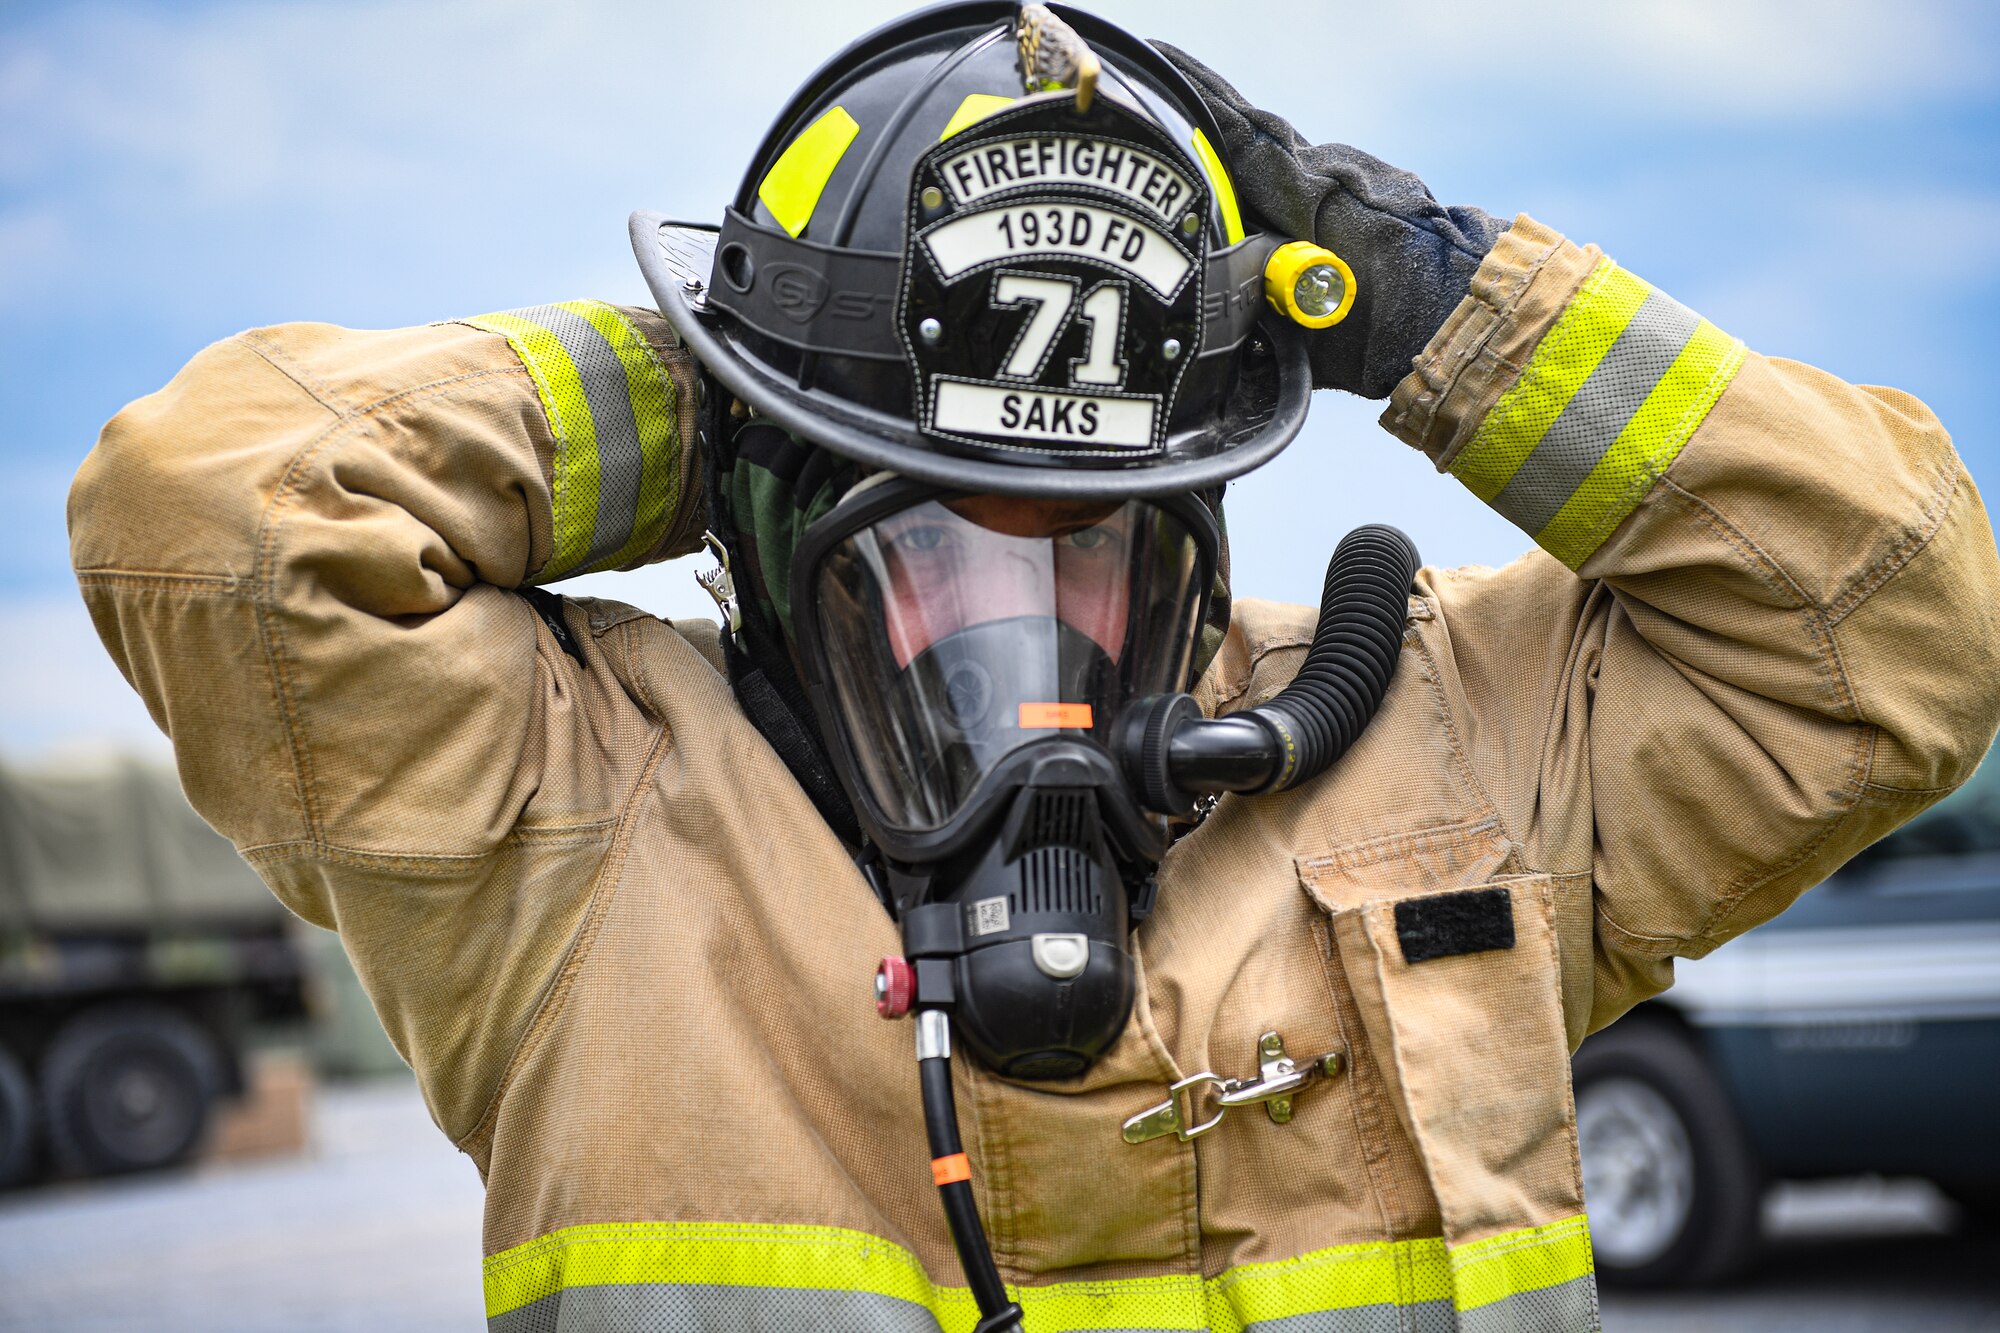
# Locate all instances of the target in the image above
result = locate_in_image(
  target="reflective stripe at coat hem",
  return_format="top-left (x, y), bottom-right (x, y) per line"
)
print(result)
top-left (482, 1216), bottom-right (1599, 1333)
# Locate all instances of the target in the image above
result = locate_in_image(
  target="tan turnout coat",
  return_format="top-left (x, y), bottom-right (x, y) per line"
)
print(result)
top-left (69, 216), bottom-right (2000, 1332)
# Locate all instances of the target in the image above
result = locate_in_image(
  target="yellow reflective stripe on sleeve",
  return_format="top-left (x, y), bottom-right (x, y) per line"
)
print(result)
top-left (1449, 259), bottom-right (1649, 504)
top-left (1534, 317), bottom-right (1743, 568)
top-left (484, 1216), bottom-right (1595, 1331)
top-left (941, 93), bottom-right (1016, 140)
top-left (462, 309), bottom-right (601, 578)
top-left (1450, 257), bottom-right (1745, 570)
top-left (562, 301), bottom-right (683, 573)
top-left (461, 300), bottom-right (683, 582)
top-left (1448, 1214), bottom-right (1595, 1313)
top-left (758, 105), bottom-right (861, 237)
top-left (1190, 129), bottom-right (1245, 245)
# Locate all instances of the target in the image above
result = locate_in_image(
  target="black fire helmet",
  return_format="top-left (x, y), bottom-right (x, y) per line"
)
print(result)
top-left (630, 1), bottom-right (1312, 502)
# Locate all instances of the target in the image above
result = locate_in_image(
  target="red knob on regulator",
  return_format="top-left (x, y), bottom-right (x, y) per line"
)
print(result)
top-left (875, 956), bottom-right (915, 1019)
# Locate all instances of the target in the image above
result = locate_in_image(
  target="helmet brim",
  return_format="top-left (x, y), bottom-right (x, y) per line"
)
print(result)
top-left (632, 211), bottom-right (1311, 501)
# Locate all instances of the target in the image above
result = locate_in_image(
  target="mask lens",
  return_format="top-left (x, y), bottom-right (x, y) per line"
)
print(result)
top-left (876, 497), bottom-right (1134, 667)
top-left (812, 495), bottom-right (1205, 832)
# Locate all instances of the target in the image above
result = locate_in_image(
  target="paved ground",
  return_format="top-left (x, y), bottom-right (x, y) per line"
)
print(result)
top-left (0, 1079), bottom-right (485, 1332)
top-left (1, 1076), bottom-right (1995, 1331)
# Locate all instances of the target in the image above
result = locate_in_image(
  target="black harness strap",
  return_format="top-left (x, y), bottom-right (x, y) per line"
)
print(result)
top-left (699, 383), bottom-right (865, 848)
top-left (519, 585), bottom-right (589, 670)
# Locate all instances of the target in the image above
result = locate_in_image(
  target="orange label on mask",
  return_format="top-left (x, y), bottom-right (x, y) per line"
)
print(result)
top-left (1019, 702), bottom-right (1093, 729)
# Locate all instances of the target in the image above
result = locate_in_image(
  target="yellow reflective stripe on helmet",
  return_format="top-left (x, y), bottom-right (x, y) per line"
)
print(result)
top-left (1190, 129), bottom-right (1245, 245)
top-left (941, 93), bottom-right (1016, 140)
top-left (1448, 1214), bottom-right (1594, 1313)
top-left (759, 105), bottom-right (861, 237)
top-left (461, 300), bottom-right (682, 582)
top-left (1449, 257), bottom-right (1745, 570)
top-left (484, 1216), bottom-right (1594, 1330)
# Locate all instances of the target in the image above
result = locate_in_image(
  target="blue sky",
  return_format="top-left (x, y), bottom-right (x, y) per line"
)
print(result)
top-left (4, 0), bottom-right (1998, 756)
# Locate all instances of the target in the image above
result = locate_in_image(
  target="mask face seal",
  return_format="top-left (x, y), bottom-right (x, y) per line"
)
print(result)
top-left (795, 476), bottom-right (1217, 1077)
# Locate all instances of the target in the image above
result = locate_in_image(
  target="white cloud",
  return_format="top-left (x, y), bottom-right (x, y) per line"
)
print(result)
top-left (9, 0), bottom-right (1989, 233)
top-left (3, 0), bottom-right (1987, 333)
top-left (1094, 0), bottom-right (1998, 147)
top-left (1388, 0), bottom-right (1995, 117)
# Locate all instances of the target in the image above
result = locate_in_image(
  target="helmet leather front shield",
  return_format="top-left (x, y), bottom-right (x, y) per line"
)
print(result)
top-left (795, 479), bottom-right (1215, 852)
top-left (897, 93), bottom-right (1205, 464)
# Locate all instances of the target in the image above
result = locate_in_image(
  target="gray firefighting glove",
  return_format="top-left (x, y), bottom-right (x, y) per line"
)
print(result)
top-left (1156, 43), bottom-right (1509, 400)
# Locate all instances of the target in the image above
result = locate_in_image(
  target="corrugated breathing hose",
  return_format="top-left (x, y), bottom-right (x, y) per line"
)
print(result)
top-left (1122, 524), bottom-right (1422, 813)
top-left (1245, 524), bottom-right (1422, 791)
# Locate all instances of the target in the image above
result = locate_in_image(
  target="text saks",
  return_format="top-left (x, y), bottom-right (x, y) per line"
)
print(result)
top-left (931, 381), bottom-right (1156, 449)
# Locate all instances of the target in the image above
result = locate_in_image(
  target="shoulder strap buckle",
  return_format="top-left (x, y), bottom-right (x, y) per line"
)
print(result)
top-left (695, 530), bottom-right (743, 638)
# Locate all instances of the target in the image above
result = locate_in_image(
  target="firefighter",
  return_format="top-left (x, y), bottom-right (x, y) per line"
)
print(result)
top-left (67, 6), bottom-right (2000, 1330)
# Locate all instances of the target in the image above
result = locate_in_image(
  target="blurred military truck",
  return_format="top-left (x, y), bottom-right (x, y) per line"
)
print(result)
top-left (0, 758), bottom-right (311, 1187)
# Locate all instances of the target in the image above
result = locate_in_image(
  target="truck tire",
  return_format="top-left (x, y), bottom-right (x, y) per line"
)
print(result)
top-left (1573, 1018), bottom-right (1762, 1287)
top-left (39, 1004), bottom-right (222, 1177)
top-left (0, 1045), bottom-right (34, 1188)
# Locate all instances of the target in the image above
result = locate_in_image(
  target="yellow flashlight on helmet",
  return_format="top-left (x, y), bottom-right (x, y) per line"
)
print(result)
top-left (1263, 240), bottom-right (1357, 329)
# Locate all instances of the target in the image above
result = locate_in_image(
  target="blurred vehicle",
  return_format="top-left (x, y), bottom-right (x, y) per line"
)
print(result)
top-left (1575, 739), bottom-right (2000, 1285)
top-left (0, 759), bottom-right (308, 1188)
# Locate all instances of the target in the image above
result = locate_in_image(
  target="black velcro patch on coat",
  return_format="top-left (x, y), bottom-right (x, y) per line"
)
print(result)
top-left (1394, 887), bottom-right (1515, 963)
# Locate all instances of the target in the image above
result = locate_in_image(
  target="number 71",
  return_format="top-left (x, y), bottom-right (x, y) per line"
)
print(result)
top-left (991, 273), bottom-right (1126, 388)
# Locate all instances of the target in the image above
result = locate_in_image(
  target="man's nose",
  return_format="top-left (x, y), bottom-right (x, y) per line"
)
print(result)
top-left (976, 549), bottom-right (1053, 621)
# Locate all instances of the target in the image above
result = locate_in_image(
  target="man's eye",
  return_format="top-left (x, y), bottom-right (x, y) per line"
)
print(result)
top-left (897, 525), bottom-right (949, 552)
top-left (1065, 527), bottom-right (1114, 551)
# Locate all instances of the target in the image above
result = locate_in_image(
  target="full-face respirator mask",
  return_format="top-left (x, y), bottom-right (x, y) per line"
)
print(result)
top-left (791, 476), bottom-right (1418, 1086)
top-left (795, 478), bottom-right (1215, 1078)
top-left (633, 6), bottom-right (1420, 1327)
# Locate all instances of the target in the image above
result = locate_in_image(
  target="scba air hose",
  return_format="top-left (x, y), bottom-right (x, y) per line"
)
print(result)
top-left (1122, 524), bottom-right (1422, 812)
top-left (1250, 524), bottom-right (1422, 791)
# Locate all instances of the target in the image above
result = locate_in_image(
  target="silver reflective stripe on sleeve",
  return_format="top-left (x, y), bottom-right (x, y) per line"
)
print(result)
top-left (509, 303), bottom-right (644, 570)
top-left (457, 299), bottom-right (683, 581)
top-left (1487, 288), bottom-right (1702, 538)
top-left (1449, 257), bottom-right (1745, 569)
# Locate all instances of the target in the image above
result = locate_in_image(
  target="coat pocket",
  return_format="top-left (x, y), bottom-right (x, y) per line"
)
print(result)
top-left (1315, 872), bottom-right (1586, 1247)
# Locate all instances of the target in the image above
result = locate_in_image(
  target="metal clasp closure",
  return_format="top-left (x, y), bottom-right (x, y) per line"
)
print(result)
top-left (695, 531), bottom-right (742, 637)
top-left (1217, 1030), bottom-right (1333, 1125)
top-left (1122, 1031), bottom-right (1343, 1145)
top-left (1120, 1072), bottom-right (1228, 1145)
